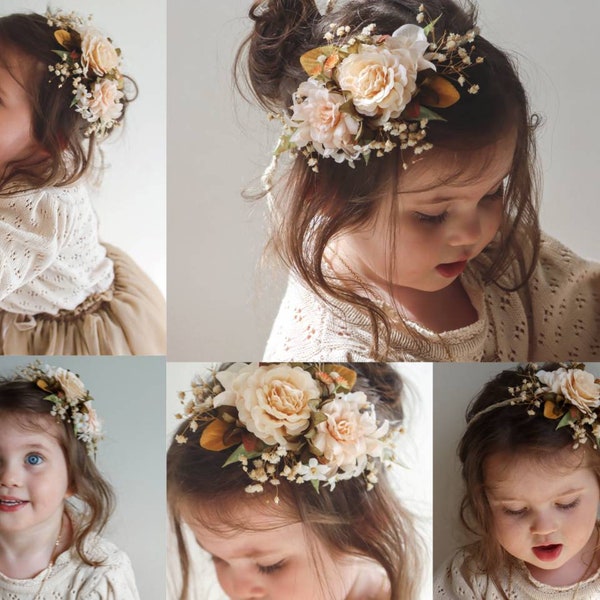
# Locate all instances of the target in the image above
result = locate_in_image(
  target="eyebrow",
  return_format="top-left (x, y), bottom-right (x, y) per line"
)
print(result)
top-left (489, 487), bottom-right (585, 502)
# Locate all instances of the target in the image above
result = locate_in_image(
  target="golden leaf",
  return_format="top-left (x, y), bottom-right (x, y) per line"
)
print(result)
top-left (543, 400), bottom-right (562, 420)
top-left (36, 379), bottom-right (49, 391)
top-left (54, 30), bottom-right (72, 50)
top-left (328, 365), bottom-right (357, 390)
top-left (199, 419), bottom-right (238, 452)
top-left (300, 46), bottom-right (336, 77)
top-left (419, 75), bottom-right (460, 108)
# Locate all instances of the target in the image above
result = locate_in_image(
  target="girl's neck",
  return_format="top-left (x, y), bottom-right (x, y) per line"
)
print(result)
top-left (343, 556), bottom-right (391, 600)
top-left (0, 509), bottom-right (71, 579)
top-left (327, 248), bottom-right (478, 332)
top-left (526, 523), bottom-right (600, 587)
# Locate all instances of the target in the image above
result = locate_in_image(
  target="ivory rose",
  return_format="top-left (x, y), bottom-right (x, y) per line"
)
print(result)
top-left (537, 368), bottom-right (600, 414)
top-left (290, 79), bottom-right (360, 161)
top-left (311, 392), bottom-right (388, 474)
top-left (86, 79), bottom-right (124, 123)
top-left (53, 368), bottom-right (86, 404)
top-left (81, 28), bottom-right (120, 76)
top-left (214, 363), bottom-right (320, 447)
top-left (337, 24), bottom-right (435, 123)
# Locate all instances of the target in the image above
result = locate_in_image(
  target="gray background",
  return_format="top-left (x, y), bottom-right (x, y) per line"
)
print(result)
top-left (432, 362), bottom-right (600, 573)
top-left (0, 356), bottom-right (166, 600)
top-left (167, 0), bottom-right (600, 360)
top-left (2, 0), bottom-right (166, 295)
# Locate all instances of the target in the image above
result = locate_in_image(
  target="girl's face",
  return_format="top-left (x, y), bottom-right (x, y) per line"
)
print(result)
top-left (0, 49), bottom-right (46, 172)
top-left (485, 451), bottom-right (600, 586)
top-left (0, 415), bottom-right (70, 537)
top-left (334, 134), bottom-right (515, 295)
top-left (184, 502), bottom-right (373, 600)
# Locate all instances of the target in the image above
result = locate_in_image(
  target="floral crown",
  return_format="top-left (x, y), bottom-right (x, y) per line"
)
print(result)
top-left (18, 362), bottom-right (102, 456)
top-left (175, 363), bottom-right (403, 499)
top-left (45, 10), bottom-right (126, 137)
top-left (467, 363), bottom-right (600, 450)
top-left (269, 4), bottom-right (482, 176)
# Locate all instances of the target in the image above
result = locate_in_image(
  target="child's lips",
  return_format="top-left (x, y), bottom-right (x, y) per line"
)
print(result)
top-left (532, 543), bottom-right (563, 561)
top-left (0, 497), bottom-right (28, 512)
top-left (436, 260), bottom-right (468, 278)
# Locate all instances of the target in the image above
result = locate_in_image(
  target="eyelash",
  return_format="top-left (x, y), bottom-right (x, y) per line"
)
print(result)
top-left (25, 453), bottom-right (44, 466)
top-left (502, 499), bottom-right (580, 517)
top-left (258, 560), bottom-right (285, 575)
top-left (414, 185), bottom-right (505, 225)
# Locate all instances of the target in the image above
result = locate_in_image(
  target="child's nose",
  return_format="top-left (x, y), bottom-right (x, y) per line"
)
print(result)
top-left (447, 212), bottom-right (482, 247)
top-left (0, 462), bottom-right (22, 487)
top-left (530, 512), bottom-right (558, 536)
top-left (227, 571), bottom-right (267, 600)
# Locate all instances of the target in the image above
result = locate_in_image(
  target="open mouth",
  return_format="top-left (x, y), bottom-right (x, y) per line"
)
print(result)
top-left (532, 544), bottom-right (563, 561)
top-left (0, 498), bottom-right (28, 512)
top-left (436, 260), bottom-right (468, 278)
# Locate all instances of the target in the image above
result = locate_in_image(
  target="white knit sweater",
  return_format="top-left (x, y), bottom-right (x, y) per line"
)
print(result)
top-left (0, 536), bottom-right (140, 600)
top-left (434, 547), bottom-right (600, 599)
top-left (0, 184), bottom-right (114, 315)
top-left (264, 235), bottom-right (600, 361)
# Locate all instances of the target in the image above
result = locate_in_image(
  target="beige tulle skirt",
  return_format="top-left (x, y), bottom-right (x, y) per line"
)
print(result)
top-left (0, 244), bottom-right (165, 355)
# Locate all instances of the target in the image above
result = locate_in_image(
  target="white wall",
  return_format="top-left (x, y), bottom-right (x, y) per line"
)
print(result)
top-left (2, 0), bottom-right (166, 295)
top-left (167, 0), bottom-right (600, 360)
top-left (0, 355), bottom-right (166, 600)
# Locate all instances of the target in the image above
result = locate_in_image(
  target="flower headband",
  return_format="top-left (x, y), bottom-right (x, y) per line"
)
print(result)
top-left (175, 363), bottom-right (403, 498)
top-left (467, 363), bottom-right (600, 450)
top-left (18, 362), bottom-right (102, 456)
top-left (269, 4), bottom-right (482, 175)
top-left (45, 10), bottom-right (125, 137)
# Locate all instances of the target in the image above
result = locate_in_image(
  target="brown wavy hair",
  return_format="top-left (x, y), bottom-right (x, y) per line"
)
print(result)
top-left (167, 363), bottom-right (424, 599)
top-left (0, 380), bottom-right (115, 566)
top-left (236, 0), bottom-right (541, 358)
top-left (457, 363), bottom-right (600, 598)
top-left (0, 12), bottom-right (136, 193)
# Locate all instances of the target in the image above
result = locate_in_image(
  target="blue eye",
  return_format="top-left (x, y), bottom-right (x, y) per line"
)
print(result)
top-left (258, 560), bottom-right (285, 575)
top-left (26, 454), bottom-right (43, 466)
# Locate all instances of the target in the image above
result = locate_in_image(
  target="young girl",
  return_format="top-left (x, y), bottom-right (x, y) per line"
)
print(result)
top-left (237, 0), bottom-right (600, 361)
top-left (167, 362), bottom-right (426, 600)
top-left (434, 362), bottom-right (600, 599)
top-left (0, 362), bottom-right (140, 598)
top-left (0, 9), bottom-right (165, 355)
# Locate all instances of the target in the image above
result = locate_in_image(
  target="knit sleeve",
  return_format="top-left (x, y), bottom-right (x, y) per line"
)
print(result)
top-left (0, 188), bottom-right (73, 300)
top-left (434, 550), bottom-right (498, 600)
top-left (79, 549), bottom-right (140, 600)
top-left (525, 236), bottom-right (600, 360)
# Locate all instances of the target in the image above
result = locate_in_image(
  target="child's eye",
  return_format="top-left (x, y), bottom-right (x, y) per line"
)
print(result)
top-left (414, 211), bottom-right (448, 225)
top-left (25, 454), bottom-right (44, 466)
top-left (257, 559), bottom-right (286, 575)
top-left (557, 499), bottom-right (580, 511)
top-left (502, 506), bottom-right (527, 516)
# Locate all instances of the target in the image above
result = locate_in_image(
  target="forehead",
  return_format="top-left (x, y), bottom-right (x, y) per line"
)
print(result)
top-left (182, 501), bottom-right (307, 559)
top-left (484, 451), bottom-right (599, 500)
top-left (399, 132), bottom-right (516, 195)
top-left (0, 45), bottom-right (37, 91)
top-left (0, 412), bottom-right (64, 449)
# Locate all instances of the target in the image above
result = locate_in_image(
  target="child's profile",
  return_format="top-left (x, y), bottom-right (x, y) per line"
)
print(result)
top-left (167, 362), bottom-right (431, 599)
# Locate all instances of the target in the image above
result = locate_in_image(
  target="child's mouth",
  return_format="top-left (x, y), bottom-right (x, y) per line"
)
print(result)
top-left (436, 260), bottom-right (468, 278)
top-left (532, 543), bottom-right (563, 561)
top-left (0, 498), bottom-right (28, 512)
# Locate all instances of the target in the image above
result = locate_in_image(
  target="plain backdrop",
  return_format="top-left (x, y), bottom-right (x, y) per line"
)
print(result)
top-left (167, 0), bottom-right (600, 360)
top-left (0, 356), bottom-right (166, 600)
top-left (1, 0), bottom-right (166, 295)
top-left (432, 362), bottom-right (600, 573)
top-left (166, 362), bottom-right (433, 600)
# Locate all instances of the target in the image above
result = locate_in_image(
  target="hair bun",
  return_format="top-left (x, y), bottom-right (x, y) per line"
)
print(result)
top-left (349, 363), bottom-right (404, 422)
top-left (242, 0), bottom-right (320, 111)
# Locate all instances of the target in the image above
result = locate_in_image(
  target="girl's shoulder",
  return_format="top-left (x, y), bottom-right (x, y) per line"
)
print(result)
top-left (2, 183), bottom-right (90, 207)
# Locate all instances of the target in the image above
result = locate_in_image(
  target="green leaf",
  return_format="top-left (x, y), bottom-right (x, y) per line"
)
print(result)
top-left (312, 412), bottom-right (328, 426)
top-left (52, 49), bottom-right (69, 61)
top-left (311, 479), bottom-right (321, 494)
top-left (222, 444), bottom-right (262, 467)
top-left (423, 14), bottom-right (441, 37)
top-left (418, 106), bottom-right (446, 122)
top-left (556, 411), bottom-right (573, 430)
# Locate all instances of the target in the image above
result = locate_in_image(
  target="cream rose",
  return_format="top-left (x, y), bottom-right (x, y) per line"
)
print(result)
top-left (337, 24), bottom-right (434, 123)
top-left (53, 368), bottom-right (86, 405)
top-left (537, 368), bottom-right (600, 414)
top-left (290, 79), bottom-right (360, 161)
top-left (81, 28), bottom-right (120, 77)
top-left (311, 392), bottom-right (388, 474)
top-left (213, 363), bottom-right (320, 447)
top-left (86, 79), bottom-right (124, 123)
